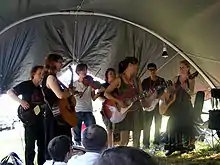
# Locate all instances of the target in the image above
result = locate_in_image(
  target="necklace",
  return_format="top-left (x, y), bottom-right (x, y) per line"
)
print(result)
top-left (123, 74), bottom-right (135, 88)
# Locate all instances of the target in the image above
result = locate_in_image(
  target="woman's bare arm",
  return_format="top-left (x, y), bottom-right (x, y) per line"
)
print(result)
top-left (7, 89), bottom-right (23, 104)
top-left (104, 77), bottom-right (121, 103)
top-left (46, 75), bottom-right (71, 99)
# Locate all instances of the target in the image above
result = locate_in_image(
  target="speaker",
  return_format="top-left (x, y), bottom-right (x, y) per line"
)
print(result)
top-left (211, 89), bottom-right (220, 99)
top-left (208, 110), bottom-right (220, 130)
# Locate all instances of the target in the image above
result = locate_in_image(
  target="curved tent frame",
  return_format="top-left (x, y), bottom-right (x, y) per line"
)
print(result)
top-left (0, 11), bottom-right (214, 88)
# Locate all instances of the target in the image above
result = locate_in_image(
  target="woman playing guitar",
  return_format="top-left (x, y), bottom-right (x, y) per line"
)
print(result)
top-left (41, 54), bottom-right (75, 160)
top-left (164, 60), bottom-right (196, 156)
top-left (104, 57), bottom-right (143, 147)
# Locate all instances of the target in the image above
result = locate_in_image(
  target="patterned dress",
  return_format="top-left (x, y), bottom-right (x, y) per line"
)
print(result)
top-left (114, 77), bottom-right (143, 132)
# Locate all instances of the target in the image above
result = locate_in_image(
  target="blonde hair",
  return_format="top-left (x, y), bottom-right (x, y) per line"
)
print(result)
top-left (180, 60), bottom-right (191, 75)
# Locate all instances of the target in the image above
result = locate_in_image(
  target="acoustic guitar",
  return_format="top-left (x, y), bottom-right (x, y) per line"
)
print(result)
top-left (140, 81), bottom-right (170, 112)
top-left (159, 71), bottom-right (199, 116)
top-left (102, 85), bottom-right (166, 123)
top-left (55, 66), bottom-right (77, 127)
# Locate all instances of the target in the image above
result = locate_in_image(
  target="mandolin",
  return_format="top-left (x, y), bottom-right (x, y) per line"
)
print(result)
top-left (159, 71), bottom-right (199, 116)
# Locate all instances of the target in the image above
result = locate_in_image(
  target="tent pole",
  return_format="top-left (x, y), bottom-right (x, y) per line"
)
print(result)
top-left (0, 11), bottom-right (215, 88)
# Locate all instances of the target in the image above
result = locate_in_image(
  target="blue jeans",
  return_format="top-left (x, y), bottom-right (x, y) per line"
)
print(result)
top-left (73, 112), bottom-right (96, 143)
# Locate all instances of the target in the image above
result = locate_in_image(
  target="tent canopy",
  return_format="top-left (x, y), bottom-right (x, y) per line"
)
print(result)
top-left (0, 0), bottom-right (219, 93)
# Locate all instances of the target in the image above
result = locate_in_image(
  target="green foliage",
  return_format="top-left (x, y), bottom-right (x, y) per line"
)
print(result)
top-left (153, 142), bottom-right (220, 165)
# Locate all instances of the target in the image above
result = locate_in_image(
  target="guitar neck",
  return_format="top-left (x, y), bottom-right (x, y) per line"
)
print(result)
top-left (69, 66), bottom-right (74, 88)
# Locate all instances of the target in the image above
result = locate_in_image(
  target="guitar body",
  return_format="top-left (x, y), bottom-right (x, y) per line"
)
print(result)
top-left (159, 71), bottom-right (199, 116)
top-left (141, 91), bottom-right (159, 112)
top-left (58, 89), bottom-right (77, 127)
top-left (159, 92), bottom-right (176, 116)
top-left (102, 99), bottom-right (134, 124)
top-left (17, 103), bottom-right (42, 125)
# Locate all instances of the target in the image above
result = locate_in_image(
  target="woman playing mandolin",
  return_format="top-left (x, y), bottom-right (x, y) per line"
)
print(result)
top-left (164, 60), bottom-right (196, 156)
top-left (41, 54), bottom-right (74, 159)
top-left (104, 57), bottom-right (143, 147)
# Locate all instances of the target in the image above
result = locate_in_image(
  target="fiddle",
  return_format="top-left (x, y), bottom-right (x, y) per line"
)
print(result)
top-left (82, 75), bottom-right (102, 90)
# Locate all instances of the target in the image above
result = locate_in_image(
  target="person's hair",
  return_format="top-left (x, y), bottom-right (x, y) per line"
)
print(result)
top-left (94, 146), bottom-right (157, 165)
top-left (118, 57), bottom-right (138, 74)
top-left (82, 124), bottom-right (107, 152)
top-left (105, 68), bottom-right (116, 82)
top-left (48, 135), bottom-right (72, 162)
top-left (180, 60), bottom-right (191, 75)
top-left (44, 53), bottom-right (63, 75)
top-left (30, 65), bottom-right (43, 79)
top-left (75, 63), bottom-right (88, 75)
top-left (147, 63), bottom-right (157, 70)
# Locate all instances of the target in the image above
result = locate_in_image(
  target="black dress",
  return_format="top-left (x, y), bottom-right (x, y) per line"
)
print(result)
top-left (41, 74), bottom-right (72, 159)
top-left (166, 76), bottom-right (195, 149)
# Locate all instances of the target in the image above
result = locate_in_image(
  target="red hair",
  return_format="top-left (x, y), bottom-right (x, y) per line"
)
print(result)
top-left (44, 53), bottom-right (63, 75)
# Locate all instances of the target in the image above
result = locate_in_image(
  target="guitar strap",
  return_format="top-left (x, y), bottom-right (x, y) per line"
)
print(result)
top-left (39, 84), bottom-right (54, 113)
top-left (133, 77), bottom-right (140, 94)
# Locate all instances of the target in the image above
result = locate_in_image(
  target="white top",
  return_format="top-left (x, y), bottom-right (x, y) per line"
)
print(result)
top-left (73, 80), bottom-right (93, 112)
top-left (43, 160), bottom-right (67, 165)
top-left (67, 152), bottom-right (100, 165)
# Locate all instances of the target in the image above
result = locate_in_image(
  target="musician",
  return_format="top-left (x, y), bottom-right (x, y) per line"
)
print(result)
top-left (165, 60), bottom-right (196, 156)
top-left (41, 54), bottom-right (73, 159)
top-left (98, 68), bottom-right (117, 147)
top-left (141, 63), bottom-right (166, 149)
top-left (72, 63), bottom-right (99, 146)
top-left (104, 57), bottom-right (143, 147)
top-left (7, 65), bottom-right (45, 165)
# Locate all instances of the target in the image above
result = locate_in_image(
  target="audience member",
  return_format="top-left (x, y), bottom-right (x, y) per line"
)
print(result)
top-left (68, 124), bottom-right (107, 165)
top-left (44, 135), bottom-right (73, 165)
top-left (94, 146), bottom-right (158, 165)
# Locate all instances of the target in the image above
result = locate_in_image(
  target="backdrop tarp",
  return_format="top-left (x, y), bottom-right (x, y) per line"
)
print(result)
top-left (0, 0), bottom-right (218, 94)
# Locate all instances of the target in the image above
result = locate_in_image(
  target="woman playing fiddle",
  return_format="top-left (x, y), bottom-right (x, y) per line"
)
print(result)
top-left (104, 57), bottom-right (143, 147)
top-left (165, 60), bottom-right (196, 156)
top-left (41, 54), bottom-right (74, 159)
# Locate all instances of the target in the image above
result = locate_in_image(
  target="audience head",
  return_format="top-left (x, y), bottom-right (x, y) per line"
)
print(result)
top-left (118, 57), bottom-right (138, 75)
top-left (48, 135), bottom-right (72, 162)
top-left (82, 124), bottom-right (107, 152)
top-left (94, 146), bottom-right (157, 165)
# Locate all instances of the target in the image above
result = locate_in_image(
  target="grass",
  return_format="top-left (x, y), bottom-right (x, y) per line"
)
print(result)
top-left (152, 142), bottom-right (220, 165)
top-left (0, 111), bottom-right (219, 165)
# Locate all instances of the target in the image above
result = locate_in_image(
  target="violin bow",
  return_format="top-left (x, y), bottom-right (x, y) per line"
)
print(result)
top-left (79, 68), bottom-right (101, 98)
